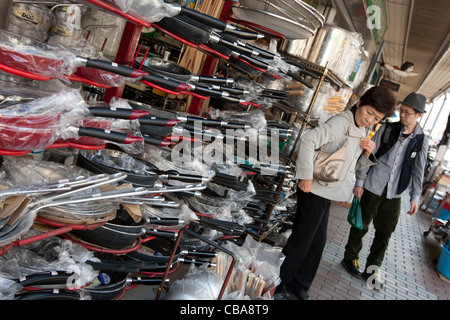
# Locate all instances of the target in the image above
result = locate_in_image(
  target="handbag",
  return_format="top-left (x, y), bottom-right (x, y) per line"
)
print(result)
top-left (347, 197), bottom-right (364, 230)
top-left (312, 126), bottom-right (350, 182)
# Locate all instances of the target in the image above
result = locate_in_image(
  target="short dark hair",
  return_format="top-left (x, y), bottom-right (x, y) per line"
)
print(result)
top-left (358, 86), bottom-right (397, 118)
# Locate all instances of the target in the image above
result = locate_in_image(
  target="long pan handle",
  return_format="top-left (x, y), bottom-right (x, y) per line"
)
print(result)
top-left (80, 57), bottom-right (148, 78)
top-left (77, 127), bottom-right (143, 144)
top-left (89, 107), bottom-right (149, 120)
top-left (176, 6), bottom-right (262, 40)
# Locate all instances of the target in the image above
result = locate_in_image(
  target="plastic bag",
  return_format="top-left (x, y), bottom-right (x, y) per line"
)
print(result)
top-left (347, 197), bottom-right (364, 230)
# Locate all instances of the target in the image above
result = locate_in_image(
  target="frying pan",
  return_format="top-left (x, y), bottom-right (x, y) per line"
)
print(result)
top-left (0, 120), bottom-right (142, 151)
top-left (77, 149), bottom-right (209, 188)
top-left (154, 15), bottom-right (315, 88)
top-left (0, 30), bottom-right (149, 81)
top-left (70, 205), bottom-right (182, 250)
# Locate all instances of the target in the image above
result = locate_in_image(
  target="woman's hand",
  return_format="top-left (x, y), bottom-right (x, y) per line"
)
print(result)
top-left (360, 138), bottom-right (375, 158)
top-left (298, 180), bottom-right (312, 193)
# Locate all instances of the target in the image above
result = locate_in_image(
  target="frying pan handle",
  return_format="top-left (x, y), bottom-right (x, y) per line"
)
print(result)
top-left (17, 271), bottom-right (73, 287)
top-left (143, 135), bottom-right (176, 147)
top-left (196, 76), bottom-right (233, 85)
top-left (148, 217), bottom-right (182, 226)
top-left (128, 277), bottom-right (167, 285)
top-left (177, 6), bottom-right (261, 40)
top-left (89, 107), bottom-right (149, 120)
top-left (77, 127), bottom-right (143, 144)
top-left (283, 59), bottom-right (320, 79)
top-left (142, 74), bottom-right (189, 92)
top-left (286, 71), bottom-right (314, 89)
top-left (15, 289), bottom-right (81, 300)
top-left (220, 33), bottom-right (277, 60)
top-left (138, 117), bottom-right (181, 126)
top-left (83, 58), bottom-right (148, 78)
top-left (143, 228), bottom-right (178, 239)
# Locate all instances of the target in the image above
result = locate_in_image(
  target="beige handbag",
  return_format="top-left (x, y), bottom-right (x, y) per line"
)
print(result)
top-left (313, 127), bottom-right (350, 182)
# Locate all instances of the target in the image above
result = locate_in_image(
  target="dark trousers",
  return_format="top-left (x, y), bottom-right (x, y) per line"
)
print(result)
top-left (277, 189), bottom-right (331, 294)
top-left (344, 188), bottom-right (401, 268)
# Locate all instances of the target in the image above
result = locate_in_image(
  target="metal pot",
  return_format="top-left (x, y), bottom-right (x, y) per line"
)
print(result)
top-left (307, 24), bottom-right (348, 69)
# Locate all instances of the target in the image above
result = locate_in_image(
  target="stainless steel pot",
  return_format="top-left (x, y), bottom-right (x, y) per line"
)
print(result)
top-left (307, 24), bottom-right (348, 69)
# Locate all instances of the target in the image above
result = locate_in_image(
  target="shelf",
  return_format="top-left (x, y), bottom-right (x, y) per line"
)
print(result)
top-left (281, 52), bottom-right (350, 89)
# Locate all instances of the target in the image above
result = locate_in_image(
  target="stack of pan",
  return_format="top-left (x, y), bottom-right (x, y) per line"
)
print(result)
top-left (232, 0), bottom-right (325, 39)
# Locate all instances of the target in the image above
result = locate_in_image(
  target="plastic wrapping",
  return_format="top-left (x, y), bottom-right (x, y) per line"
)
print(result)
top-left (0, 234), bottom-right (99, 291)
top-left (5, 2), bottom-right (52, 42)
top-left (209, 108), bottom-right (268, 131)
top-left (212, 235), bottom-right (284, 299)
top-left (163, 263), bottom-right (226, 300)
top-left (105, 0), bottom-right (179, 22)
top-left (142, 144), bottom-right (215, 179)
top-left (1, 157), bottom-right (92, 186)
top-left (0, 89), bottom-right (90, 150)
top-left (47, 4), bottom-right (87, 47)
top-left (0, 30), bottom-right (78, 78)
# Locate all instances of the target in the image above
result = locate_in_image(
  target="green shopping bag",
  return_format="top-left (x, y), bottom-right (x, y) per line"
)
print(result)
top-left (347, 197), bottom-right (364, 230)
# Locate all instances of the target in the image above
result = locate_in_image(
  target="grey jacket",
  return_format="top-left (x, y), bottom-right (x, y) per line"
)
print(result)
top-left (294, 109), bottom-right (376, 202)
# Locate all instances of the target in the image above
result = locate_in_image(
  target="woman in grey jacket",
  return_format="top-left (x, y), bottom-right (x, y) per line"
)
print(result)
top-left (275, 86), bottom-right (397, 300)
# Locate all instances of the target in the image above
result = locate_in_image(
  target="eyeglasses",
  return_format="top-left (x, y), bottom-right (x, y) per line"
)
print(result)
top-left (399, 108), bottom-right (416, 116)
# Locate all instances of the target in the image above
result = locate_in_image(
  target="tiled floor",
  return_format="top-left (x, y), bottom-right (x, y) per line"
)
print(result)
top-left (123, 193), bottom-right (450, 301)
top-left (309, 195), bottom-right (450, 300)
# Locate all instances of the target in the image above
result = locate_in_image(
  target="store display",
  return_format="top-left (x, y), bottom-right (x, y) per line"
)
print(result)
top-left (0, 0), bottom-right (362, 301)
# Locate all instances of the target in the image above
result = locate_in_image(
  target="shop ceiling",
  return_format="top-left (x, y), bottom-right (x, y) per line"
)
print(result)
top-left (332, 0), bottom-right (450, 102)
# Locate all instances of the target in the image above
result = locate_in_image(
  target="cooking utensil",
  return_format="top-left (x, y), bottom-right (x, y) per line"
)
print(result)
top-left (231, 6), bottom-right (315, 40)
top-left (77, 149), bottom-right (209, 187)
top-left (135, 56), bottom-right (233, 85)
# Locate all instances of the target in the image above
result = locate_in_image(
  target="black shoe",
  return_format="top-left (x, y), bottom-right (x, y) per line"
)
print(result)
top-left (341, 259), bottom-right (363, 278)
top-left (362, 269), bottom-right (384, 290)
top-left (292, 289), bottom-right (311, 300)
top-left (273, 290), bottom-right (299, 300)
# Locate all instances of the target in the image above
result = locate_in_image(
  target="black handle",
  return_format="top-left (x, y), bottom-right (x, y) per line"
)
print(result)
top-left (17, 271), bottom-right (73, 287)
top-left (243, 43), bottom-right (277, 60)
top-left (129, 277), bottom-right (166, 285)
top-left (166, 173), bottom-right (204, 182)
top-left (84, 58), bottom-right (147, 78)
top-left (15, 289), bottom-right (80, 300)
top-left (77, 127), bottom-right (143, 144)
top-left (142, 135), bottom-right (170, 147)
top-left (138, 116), bottom-right (180, 126)
top-left (178, 6), bottom-right (261, 40)
top-left (148, 217), bottom-right (181, 226)
top-left (141, 74), bottom-right (187, 91)
top-left (283, 59), bottom-right (320, 79)
top-left (89, 107), bottom-right (148, 120)
top-left (178, 6), bottom-right (228, 31)
top-left (154, 16), bottom-right (209, 45)
top-left (182, 250), bottom-right (217, 257)
top-left (214, 85), bottom-right (246, 95)
top-left (143, 228), bottom-right (178, 239)
top-left (223, 28), bottom-right (263, 40)
top-left (197, 76), bottom-right (233, 84)
top-left (237, 54), bottom-right (270, 70)
top-left (286, 71), bottom-right (314, 89)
